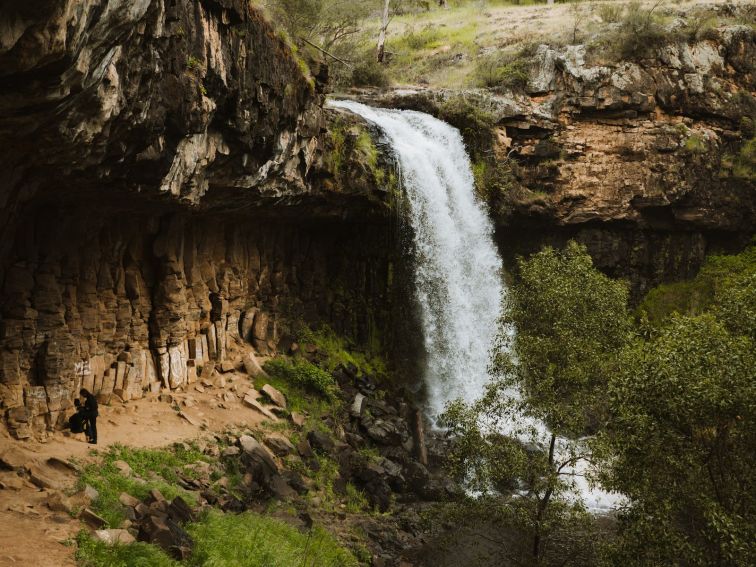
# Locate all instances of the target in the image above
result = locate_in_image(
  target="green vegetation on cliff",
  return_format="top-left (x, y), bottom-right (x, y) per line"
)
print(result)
top-left (638, 242), bottom-right (756, 325)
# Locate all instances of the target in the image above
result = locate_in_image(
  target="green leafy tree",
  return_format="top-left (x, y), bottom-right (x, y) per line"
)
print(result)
top-left (596, 314), bottom-right (756, 566)
top-left (441, 241), bottom-right (631, 565)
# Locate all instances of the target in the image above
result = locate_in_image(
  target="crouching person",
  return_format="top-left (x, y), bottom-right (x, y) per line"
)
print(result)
top-left (79, 389), bottom-right (99, 445)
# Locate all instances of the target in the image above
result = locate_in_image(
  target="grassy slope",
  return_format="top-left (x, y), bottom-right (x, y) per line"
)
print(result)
top-left (341, 0), bottom-right (751, 89)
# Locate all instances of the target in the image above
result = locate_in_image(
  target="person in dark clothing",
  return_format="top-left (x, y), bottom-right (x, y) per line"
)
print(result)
top-left (79, 389), bottom-right (98, 444)
top-left (67, 399), bottom-right (87, 435)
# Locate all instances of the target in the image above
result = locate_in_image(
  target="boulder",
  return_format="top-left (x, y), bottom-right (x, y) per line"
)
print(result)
top-left (221, 446), bottom-right (240, 457)
top-left (261, 384), bottom-right (286, 409)
top-left (243, 394), bottom-right (277, 420)
top-left (290, 412), bottom-right (306, 427)
top-left (239, 435), bottom-right (280, 477)
top-left (307, 430), bottom-right (335, 454)
top-left (242, 353), bottom-right (267, 378)
top-left (264, 432), bottom-right (295, 456)
top-left (94, 529), bottom-right (136, 545)
top-left (119, 492), bottom-right (141, 508)
top-left (113, 460), bottom-right (133, 477)
top-left (81, 507), bottom-right (107, 528)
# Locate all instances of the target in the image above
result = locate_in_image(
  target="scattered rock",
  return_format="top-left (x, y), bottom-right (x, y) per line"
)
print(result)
top-left (297, 438), bottom-right (314, 459)
top-left (290, 412), bottom-right (306, 427)
top-left (46, 456), bottom-right (80, 474)
top-left (119, 492), bottom-right (141, 508)
top-left (178, 411), bottom-right (200, 426)
top-left (362, 417), bottom-right (405, 446)
top-left (261, 384), bottom-right (286, 409)
top-left (221, 446), bottom-right (240, 457)
top-left (167, 496), bottom-right (194, 524)
top-left (0, 447), bottom-right (28, 470)
top-left (239, 435), bottom-right (280, 477)
top-left (83, 484), bottom-right (99, 502)
top-left (350, 393), bottom-right (366, 417)
top-left (243, 394), bottom-right (277, 420)
top-left (219, 360), bottom-right (236, 373)
top-left (47, 491), bottom-right (74, 514)
top-left (264, 433), bottom-right (295, 456)
top-left (307, 430), bottom-right (334, 454)
top-left (94, 529), bottom-right (136, 545)
top-left (81, 507), bottom-right (107, 528)
top-left (242, 353), bottom-right (268, 378)
top-left (113, 460), bottom-right (133, 477)
top-left (27, 464), bottom-right (62, 490)
top-left (269, 474), bottom-right (296, 500)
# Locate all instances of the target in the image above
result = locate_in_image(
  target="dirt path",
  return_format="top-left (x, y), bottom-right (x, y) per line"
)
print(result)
top-left (0, 368), bottom-right (268, 567)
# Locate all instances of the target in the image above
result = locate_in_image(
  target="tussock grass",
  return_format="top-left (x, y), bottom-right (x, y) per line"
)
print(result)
top-left (75, 531), bottom-right (178, 567)
top-left (187, 510), bottom-right (359, 567)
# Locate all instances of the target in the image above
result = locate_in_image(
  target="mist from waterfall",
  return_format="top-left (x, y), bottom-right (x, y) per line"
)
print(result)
top-left (328, 99), bottom-right (620, 511)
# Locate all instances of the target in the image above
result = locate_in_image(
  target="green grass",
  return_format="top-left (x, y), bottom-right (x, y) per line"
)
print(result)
top-left (75, 510), bottom-right (360, 567)
top-left (75, 531), bottom-right (179, 567)
top-left (187, 510), bottom-right (359, 567)
top-left (296, 324), bottom-right (387, 379)
top-left (78, 444), bottom-right (207, 527)
top-left (263, 358), bottom-right (339, 400)
top-left (345, 483), bottom-right (370, 513)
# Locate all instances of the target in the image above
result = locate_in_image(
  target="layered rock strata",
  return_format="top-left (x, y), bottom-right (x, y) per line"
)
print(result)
top-left (0, 0), bottom-right (394, 437)
top-left (355, 26), bottom-right (756, 295)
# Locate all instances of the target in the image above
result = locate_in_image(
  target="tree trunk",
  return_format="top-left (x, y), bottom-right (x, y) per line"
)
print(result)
top-left (376, 0), bottom-right (390, 63)
top-left (439, 0), bottom-right (448, 7)
top-left (533, 433), bottom-right (557, 563)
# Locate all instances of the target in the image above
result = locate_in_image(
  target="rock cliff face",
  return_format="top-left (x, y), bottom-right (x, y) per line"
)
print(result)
top-left (355, 26), bottom-right (755, 296)
top-left (0, 0), bottom-right (394, 438)
top-left (1, 2), bottom-right (753, 436)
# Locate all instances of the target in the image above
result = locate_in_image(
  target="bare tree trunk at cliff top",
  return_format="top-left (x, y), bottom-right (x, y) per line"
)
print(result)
top-left (377, 0), bottom-right (390, 63)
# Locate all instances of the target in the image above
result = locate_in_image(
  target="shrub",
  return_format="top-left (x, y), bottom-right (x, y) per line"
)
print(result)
top-left (637, 243), bottom-right (756, 325)
top-left (350, 57), bottom-right (390, 88)
top-left (597, 2), bottom-right (624, 23)
top-left (437, 95), bottom-right (496, 156)
top-left (263, 357), bottom-right (338, 399)
top-left (473, 52), bottom-right (530, 90)
top-left (732, 137), bottom-right (756, 180)
top-left (611, 1), bottom-right (670, 60)
top-left (401, 25), bottom-right (442, 50)
top-left (188, 510), bottom-right (359, 567)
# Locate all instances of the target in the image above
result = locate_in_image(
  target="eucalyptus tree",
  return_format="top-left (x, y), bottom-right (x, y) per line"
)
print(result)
top-left (442, 241), bottom-right (631, 565)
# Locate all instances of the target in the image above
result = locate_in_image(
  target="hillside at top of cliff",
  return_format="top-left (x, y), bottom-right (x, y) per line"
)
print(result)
top-left (263, 0), bottom-right (755, 90)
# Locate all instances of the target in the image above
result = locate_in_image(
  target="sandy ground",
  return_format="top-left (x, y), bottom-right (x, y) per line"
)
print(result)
top-left (0, 369), bottom-right (268, 567)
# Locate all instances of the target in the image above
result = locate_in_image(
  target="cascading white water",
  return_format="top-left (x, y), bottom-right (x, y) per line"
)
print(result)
top-left (329, 100), bottom-right (503, 417)
top-left (328, 100), bottom-right (620, 512)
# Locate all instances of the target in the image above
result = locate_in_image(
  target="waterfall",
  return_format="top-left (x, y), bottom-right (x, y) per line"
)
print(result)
top-left (328, 100), bottom-right (620, 512)
top-left (329, 100), bottom-right (504, 418)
